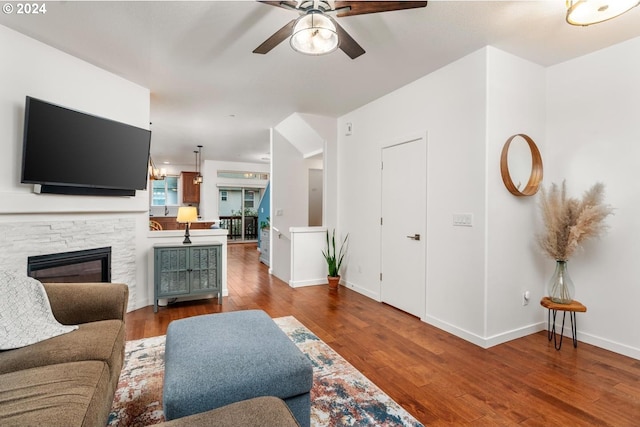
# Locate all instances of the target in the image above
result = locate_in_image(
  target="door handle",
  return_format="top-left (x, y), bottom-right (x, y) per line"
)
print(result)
top-left (406, 234), bottom-right (421, 241)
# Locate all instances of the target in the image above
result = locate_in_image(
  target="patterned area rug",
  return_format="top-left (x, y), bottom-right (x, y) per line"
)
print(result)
top-left (108, 316), bottom-right (423, 427)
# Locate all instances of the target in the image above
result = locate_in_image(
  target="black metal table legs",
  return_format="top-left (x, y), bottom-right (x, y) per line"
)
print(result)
top-left (547, 308), bottom-right (578, 350)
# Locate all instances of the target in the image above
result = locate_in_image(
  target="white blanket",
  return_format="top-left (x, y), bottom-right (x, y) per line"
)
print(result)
top-left (0, 270), bottom-right (78, 350)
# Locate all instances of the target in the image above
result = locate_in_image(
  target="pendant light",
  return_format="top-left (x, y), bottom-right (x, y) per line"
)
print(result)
top-left (193, 145), bottom-right (203, 185)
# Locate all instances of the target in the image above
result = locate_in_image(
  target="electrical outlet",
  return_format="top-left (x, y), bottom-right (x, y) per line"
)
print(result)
top-left (522, 290), bottom-right (530, 306)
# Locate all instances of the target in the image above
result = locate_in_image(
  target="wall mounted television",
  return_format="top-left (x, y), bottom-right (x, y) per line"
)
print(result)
top-left (21, 96), bottom-right (152, 196)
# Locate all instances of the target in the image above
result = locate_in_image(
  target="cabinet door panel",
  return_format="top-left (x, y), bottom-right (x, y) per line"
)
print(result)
top-left (181, 171), bottom-right (200, 204)
top-left (190, 246), bottom-right (220, 292)
top-left (157, 248), bottom-right (189, 294)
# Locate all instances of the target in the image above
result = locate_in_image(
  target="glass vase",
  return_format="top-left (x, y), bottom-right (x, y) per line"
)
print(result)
top-left (547, 260), bottom-right (575, 304)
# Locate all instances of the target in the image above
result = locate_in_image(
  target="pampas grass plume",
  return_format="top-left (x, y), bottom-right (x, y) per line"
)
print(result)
top-left (537, 181), bottom-right (613, 261)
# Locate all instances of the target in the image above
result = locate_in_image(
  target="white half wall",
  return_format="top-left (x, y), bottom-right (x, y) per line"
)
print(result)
top-left (289, 226), bottom-right (327, 288)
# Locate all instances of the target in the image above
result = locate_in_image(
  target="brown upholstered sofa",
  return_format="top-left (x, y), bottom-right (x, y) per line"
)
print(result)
top-left (0, 282), bottom-right (300, 427)
top-left (0, 282), bottom-right (129, 426)
top-left (157, 396), bottom-right (300, 427)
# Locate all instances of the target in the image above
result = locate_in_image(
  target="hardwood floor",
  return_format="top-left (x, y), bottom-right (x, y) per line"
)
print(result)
top-left (126, 243), bottom-right (640, 426)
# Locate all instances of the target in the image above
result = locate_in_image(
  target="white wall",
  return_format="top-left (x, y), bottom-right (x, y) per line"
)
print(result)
top-left (308, 167), bottom-right (323, 226)
top-left (275, 113), bottom-right (324, 158)
top-left (301, 114), bottom-right (338, 230)
top-left (270, 115), bottom-right (337, 286)
top-left (0, 25), bottom-right (150, 203)
top-left (270, 129), bottom-right (307, 283)
top-left (545, 36), bottom-right (640, 359)
top-left (276, 113), bottom-right (338, 230)
top-left (485, 47), bottom-right (548, 344)
top-left (337, 40), bottom-right (640, 359)
top-left (0, 25), bottom-right (151, 310)
top-left (338, 49), bottom-right (489, 336)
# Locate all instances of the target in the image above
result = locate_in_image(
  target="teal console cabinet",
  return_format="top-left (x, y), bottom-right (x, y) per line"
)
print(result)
top-left (154, 243), bottom-right (222, 312)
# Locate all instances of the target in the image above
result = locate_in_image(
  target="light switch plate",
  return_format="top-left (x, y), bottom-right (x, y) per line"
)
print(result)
top-left (453, 213), bottom-right (473, 227)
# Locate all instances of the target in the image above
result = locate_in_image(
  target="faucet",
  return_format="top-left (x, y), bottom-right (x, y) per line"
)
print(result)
top-left (164, 205), bottom-right (169, 216)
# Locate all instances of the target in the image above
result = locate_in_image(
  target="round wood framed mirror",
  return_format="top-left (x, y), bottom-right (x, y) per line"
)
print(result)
top-left (500, 134), bottom-right (543, 197)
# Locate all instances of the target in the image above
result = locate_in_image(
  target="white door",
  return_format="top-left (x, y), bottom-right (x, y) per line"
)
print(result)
top-left (381, 137), bottom-right (426, 318)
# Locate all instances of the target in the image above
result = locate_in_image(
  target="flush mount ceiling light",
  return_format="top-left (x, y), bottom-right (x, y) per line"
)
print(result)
top-left (566, 0), bottom-right (640, 25)
top-left (290, 10), bottom-right (339, 55)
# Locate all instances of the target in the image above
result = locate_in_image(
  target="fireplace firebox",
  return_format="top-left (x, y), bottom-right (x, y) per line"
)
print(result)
top-left (27, 247), bottom-right (112, 283)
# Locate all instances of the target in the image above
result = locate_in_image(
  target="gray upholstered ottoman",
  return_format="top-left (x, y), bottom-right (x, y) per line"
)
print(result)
top-left (163, 310), bottom-right (313, 427)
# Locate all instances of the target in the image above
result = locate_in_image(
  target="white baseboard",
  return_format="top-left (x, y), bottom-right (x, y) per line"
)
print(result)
top-left (557, 326), bottom-right (640, 360)
top-left (422, 316), bottom-right (640, 360)
top-left (422, 315), bottom-right (489, 347)
top-left (289, 278), bottom-right (326, 288)
top-left (423, 314), bottom-right (546, 349)
top-left (484, 322), bottom-right (546, 348)
top-left (342, 280), bottom-right (380, 301)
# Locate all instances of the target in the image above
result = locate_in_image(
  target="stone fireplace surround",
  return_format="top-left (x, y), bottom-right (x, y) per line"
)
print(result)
top-left (0, 217), bottom-right (137, 307)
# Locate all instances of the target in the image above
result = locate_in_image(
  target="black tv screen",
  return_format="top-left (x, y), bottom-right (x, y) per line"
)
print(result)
top-left (21, 96), bottom-right (151, 194)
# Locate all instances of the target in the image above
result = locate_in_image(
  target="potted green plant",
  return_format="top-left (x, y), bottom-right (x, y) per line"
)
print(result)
top-left (260, 217), bottom-right (270, 230)
top-left (322, 229), bottom-right (349, 291)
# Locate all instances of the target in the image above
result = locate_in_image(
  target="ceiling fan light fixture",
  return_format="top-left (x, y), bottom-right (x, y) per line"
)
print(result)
top-left (290, 11), bottom-right (339, 55)
top-left (566, 0), bottom-right (640, 25)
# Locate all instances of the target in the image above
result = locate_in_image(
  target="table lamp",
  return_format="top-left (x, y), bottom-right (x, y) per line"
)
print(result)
top-left (176, 206), bottom-right (198, 244)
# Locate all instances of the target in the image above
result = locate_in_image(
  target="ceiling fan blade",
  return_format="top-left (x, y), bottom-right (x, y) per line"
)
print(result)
top-left (335, 22), bottom-right (365, 59)
top-left (253, 19), bottom-right (296, 54)
top-left (334, 1), bottom-right (427, 17)
top-left (258, 1), bottom-right (300, 11)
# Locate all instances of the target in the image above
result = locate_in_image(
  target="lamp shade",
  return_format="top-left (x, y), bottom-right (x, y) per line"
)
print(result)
top-left (176, 206), bottom-right (198, 223)
top-left (290, 11), bottom-right (339, 55)
top-left (566, 0), bottom-right (640, 25)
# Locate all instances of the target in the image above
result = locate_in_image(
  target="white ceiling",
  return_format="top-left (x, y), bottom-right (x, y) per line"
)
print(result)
top-left (2, 1), bottom-right (640, 166)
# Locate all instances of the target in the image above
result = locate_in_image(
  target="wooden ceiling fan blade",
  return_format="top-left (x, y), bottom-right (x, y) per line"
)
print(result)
top-left (253, 19), bottom-right (296, 54)
top-left (335, 1), bottom-right (427, 17)
top-left (258, 1), bottom-right (301, 11)
top-left (336, 22), bottom-right (365, 59)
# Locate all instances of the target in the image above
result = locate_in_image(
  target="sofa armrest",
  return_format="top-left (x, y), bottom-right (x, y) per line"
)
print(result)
top-left (156, 397), bottom-right (300, 427)
top-left (43, 282), bottom-right (129, 325)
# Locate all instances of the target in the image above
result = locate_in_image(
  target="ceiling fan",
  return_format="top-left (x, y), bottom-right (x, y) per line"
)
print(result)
top-left (253, 1), bottom-right (428, 59)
